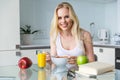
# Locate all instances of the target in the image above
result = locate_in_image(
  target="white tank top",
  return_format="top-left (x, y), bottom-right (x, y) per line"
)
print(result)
top-left (56, 33), bottom-right (84, 56)
top-left (56, 33), bottom-right (84, 70)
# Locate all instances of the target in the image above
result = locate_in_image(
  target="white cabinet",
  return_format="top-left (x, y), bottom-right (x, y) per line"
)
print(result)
top-left (0, 51), bottom-right (21, 66)
top-left (93, 47), bottom-right (115, 65)
top-left (20, 49), bottom-right (50, 64)
top-left (0, 0), bottom-right (20, 66)
top-left (20, 50), bottom-right (37, 64)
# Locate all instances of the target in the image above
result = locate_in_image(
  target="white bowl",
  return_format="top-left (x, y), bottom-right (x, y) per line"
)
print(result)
top-left (51, 57), bottom-right (67, 67)
top-left (51, 57), bottom-right (68, 73)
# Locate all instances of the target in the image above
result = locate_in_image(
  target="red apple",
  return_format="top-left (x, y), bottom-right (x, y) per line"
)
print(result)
top-left (18, 57), bottom-right (32, 69)
top-left (77, 55), bottom-right (88, 65)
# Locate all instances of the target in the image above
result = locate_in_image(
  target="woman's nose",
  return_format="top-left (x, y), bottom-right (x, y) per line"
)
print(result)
top-left (61, 18), bottom-right (65, 22)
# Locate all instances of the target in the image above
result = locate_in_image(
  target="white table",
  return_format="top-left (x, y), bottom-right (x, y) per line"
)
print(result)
top-left (0, 64), bottom-right (116, 80)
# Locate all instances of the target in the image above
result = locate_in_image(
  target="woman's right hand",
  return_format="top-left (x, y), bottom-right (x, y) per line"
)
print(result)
top-left (46, 52), bottom-right (51, 64)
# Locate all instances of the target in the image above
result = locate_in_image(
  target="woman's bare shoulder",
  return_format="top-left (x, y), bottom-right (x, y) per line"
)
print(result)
top-left (80, 28), bottom-right (92, 43)
top-left (80, 28), bottom-right (91, 36)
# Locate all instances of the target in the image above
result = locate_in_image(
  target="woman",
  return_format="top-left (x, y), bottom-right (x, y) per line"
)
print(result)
top-left (47, 2), bottom-right (95, 70)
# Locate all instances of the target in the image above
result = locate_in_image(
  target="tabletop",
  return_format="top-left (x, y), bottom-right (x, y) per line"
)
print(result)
top-left (0, 64), bottom-right (117, 80)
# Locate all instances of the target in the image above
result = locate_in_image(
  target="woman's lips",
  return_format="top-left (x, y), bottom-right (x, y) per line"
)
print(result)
top-left (61, 23), bottom-right (67, 27)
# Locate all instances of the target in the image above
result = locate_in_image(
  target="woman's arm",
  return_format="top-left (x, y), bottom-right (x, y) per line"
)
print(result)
top-left (50, 37), bottom-right (57, 56)
top-left (83, 30), bottom-right (95, 62)
top-left (46, 37), bottom-right (57, 64)
top-left (49, 38), bottom-right (57, 69)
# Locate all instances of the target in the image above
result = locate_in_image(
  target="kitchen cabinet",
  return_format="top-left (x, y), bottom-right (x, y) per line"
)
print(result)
top-left (20, 50), bottom-right (37, 64)
top-left (0, 51), bottom-right (20, 66)
top-left (93, 47), bottom-right (115, 65)
top-left (0, 0), bottom-right (20, 66)
top-left (20, 48), bottom-right (50, 64)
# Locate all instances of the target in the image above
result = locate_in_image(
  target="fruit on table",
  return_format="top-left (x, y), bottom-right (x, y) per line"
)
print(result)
top-left (77, 55), bottom-right (88, 65)
top-left (18, 57), bottom-right (32, 69)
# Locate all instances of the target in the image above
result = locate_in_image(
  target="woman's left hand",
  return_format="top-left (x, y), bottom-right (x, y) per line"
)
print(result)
top-left (67, 56), bottom-right (77, 64)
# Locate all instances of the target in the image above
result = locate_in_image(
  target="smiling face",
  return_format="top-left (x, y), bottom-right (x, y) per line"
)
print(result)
top-left (57, 7), bottom-right (73, 32)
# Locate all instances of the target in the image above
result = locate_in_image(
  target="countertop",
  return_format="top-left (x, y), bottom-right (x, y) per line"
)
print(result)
top-left (20, 45), bottom-right (50, 50)
top-left (93, 42), bottom-right (120, 48)
top-left (20, 42), bottom-right (120, 50)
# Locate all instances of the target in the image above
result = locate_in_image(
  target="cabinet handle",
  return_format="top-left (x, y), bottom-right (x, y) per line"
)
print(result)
top-left (99, 48), bottom-right (103, 53)
top-left (16, 44), bottom-right (20, 49)
top-left (16, 51), bottom-right (21, 56)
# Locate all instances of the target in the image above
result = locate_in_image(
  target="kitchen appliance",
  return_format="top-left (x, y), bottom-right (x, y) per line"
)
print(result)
top-left (98, 29), bottom-right (109, 43)
top-left (112, 33), bottom-right (120, 45)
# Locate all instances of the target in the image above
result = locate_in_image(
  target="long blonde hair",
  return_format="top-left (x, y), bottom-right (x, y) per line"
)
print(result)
top-left (50, 2), bottom-right (82, 45)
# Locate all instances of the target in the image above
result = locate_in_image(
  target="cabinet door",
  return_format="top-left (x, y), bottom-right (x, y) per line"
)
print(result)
top-left (21, 50), bottom-right (37, 64)
top-left (0, 51), bottom-right (20, 66)
top-left (94, 47), bottom-right (115, 65)
top-left (20, 49), bottom-right (50, 64)
top-left (0, 0), bottom-right (20, 50)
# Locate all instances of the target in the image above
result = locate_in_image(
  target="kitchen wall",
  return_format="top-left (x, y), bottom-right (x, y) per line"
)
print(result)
top-left (117, 0), bottom-right (120, 30)
top-left (105, 2), bottom-right (117, 35)
top-left (20, 0), bottom-right (117, 45)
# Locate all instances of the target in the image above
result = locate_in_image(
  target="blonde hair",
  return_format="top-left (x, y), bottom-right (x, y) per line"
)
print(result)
top-left (50, 2), bottom-right (81, 45)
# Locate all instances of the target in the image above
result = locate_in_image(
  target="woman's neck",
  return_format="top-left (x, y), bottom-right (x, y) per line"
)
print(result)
top-left (60, 31), bottom-right (72, 37)
top-left (60, 32), bottom-right (74, 41)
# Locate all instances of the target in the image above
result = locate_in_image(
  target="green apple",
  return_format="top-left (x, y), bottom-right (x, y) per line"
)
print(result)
top-left (77, 55), bottom-right (88, 65)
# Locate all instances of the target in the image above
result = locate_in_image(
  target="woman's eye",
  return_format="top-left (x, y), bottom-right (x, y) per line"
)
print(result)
top-left (58, 17), bottom-right (61, 20)
top-left (65, 15), bottom-right (69, 18)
